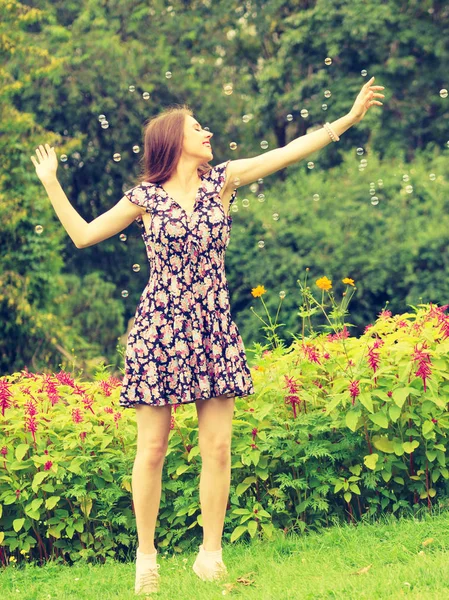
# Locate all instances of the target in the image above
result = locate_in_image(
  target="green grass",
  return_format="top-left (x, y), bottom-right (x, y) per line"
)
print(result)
top-left (1, 512), bottom-right (449, 599)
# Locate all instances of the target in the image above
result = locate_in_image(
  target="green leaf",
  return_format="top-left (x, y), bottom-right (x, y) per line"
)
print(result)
top-left (372, 436), bottom-right (395, 453)
top-left (13, 518), bottom-right (25, 532)
top-left (389, 404), bottom-right (401, 423)
top-left (345, 409), bottom-right (361, 431)
top-left (422, 421), bottom-right (434, 437)
top-left (358, 392), bottom-right (374, 413)
top-left (15, 444), bottom-right (29, 462)
top-left (230, 525), bottom-right (247, 543)
top-left (45, 496), bottom-right (60, 510)
top-left (426, 450), bottom-right (437, 462)
top-left (392, 387), bottom-right (418, 408)
top-left (32, 471), bottom-right (48, 493)
top-left (364, 454), bottom-right (379, 470)
top-left (344, 492), bottom-right (352, 503)
top-left (247, 520), bottom-right (258, 538)
top-left (403, 440), bottom-right (420, 453)
top-left (369, 412), bottom-right (389, 428)
top-left (349, 484), bottom-right (361, 494)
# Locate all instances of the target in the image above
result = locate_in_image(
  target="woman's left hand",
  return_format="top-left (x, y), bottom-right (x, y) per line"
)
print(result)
top-left (349, 76), bottom-right (385, 123)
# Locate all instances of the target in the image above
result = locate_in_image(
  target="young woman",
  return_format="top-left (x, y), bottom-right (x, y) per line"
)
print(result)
top-left (31, 76), bottom-right (384, 595)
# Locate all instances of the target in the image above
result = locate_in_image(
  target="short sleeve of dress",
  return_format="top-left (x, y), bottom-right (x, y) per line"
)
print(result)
top-left (208, 160), bottom-right (231, 195)
top-left (124, 184), bottom-right (154, 212)
top-left (123, 183), bottom-right (155, 230)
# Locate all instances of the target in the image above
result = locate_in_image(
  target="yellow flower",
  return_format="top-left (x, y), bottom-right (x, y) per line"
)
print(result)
top-left (251, 285), bottom-right (266, 297)
top-left (342, 277), bottom-right (355, 287)
top-left (316, 276), bottom-right (332, 291)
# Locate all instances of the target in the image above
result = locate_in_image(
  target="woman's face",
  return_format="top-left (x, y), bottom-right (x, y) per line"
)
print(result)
top-left (182, 115), bottom-right (213, 162)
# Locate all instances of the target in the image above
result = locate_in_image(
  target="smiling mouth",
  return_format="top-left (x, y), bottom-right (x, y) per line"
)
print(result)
top-left (203, 142), bottom-right (211, 147)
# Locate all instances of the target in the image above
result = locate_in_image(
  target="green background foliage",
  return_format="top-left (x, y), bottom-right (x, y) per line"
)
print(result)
top-left (1, 0), bottom-right (449, 374)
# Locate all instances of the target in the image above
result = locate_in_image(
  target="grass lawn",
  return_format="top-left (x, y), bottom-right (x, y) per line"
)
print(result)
top-left (1, 512), bottom-right (449, 599)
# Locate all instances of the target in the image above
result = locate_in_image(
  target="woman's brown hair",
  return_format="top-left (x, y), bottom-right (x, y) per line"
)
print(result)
top-left (138, 104), bottom-right (212, 184)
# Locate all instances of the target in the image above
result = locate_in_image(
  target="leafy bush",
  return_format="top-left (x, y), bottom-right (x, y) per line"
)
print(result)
top-left (1, 299), bottom-right (449, 565)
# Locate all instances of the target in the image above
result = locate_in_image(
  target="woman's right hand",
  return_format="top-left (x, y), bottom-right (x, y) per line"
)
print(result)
top-left (30, 144), bottom-right (58, 184)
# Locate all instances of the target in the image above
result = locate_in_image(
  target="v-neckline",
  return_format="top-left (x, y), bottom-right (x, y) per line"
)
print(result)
top-left (158, 176), bottom-right (205, 220)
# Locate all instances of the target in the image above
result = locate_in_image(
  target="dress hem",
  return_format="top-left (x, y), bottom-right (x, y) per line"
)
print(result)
top-left (119, 388), bottom-right (255, 409)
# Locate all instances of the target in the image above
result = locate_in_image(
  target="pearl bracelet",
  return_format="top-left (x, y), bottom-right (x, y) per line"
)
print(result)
top-left (324, 122), bottom-right (340, 142)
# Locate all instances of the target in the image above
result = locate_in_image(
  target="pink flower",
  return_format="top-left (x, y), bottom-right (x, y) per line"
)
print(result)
top-left (24, 399), bottom-right (37, 416)
top-left (72, 408), bottom-right (84, 424)
top-left (44, 461), bottom-right (52, 471)
top-left (283, 375), bottom-right (302, 418)
top-left (0, 380), bottom-right (13, 416)
top-left (44, 375), bottom-right (60, 406)
top-left (54, 370), bottom-right (75, 387)
top-left (25, 415), bottom-right (38, 443)
top-left (104, 406), bottom-right (114, 413)
top-left (79, 431), bottom-right (87, 443)
top-left (99, 380), bottom-right (112, 396)
top-left (252, 428), bottom-right (258, 440)
top-left (348, 380), bottom-right (360, 406)
top-left (0, 446), bottom-right (7, 456)
top-left (412, 343), bottom-right (432, 392)
top-left (302, 343), bottom-right (321, 365)
top-left (114, 411), bottom-right (122, 428)
top-left (170, 415), bottom-right (176, 430)
top-left (327, 326), bottom-right (350, 342)
top-left (378, 309), bottom-right (392, 319)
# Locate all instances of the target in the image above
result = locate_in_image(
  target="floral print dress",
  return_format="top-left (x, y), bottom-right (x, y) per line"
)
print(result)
top-left (119, 160), bottom-right (255, 408)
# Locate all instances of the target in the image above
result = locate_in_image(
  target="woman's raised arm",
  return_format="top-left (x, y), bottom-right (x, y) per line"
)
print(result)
top-left (225, 76), bottom-right (385, 189)
top-left (31, 144), bottom-right (144, 248)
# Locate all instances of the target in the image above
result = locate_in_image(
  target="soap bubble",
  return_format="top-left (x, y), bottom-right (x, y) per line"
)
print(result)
top-left (321, 103), bottom-right (328, 111)
top-left (35, 225), bottom-right (44, 234)
top-left (324, 90), bottom-right (332, 98)
top-left (257, 178), bottom-right (264, 185)
top-left (286, 113), bottom-right (293, 121)
top-left (429, 173), bottom-right (436, 181)
top-left (257, 240), bottom-right (265, 248)
top-left (377, 179), bottom-right (384, 188)
top-left (132, 145), bottom-right (140, 153)
top-left (128, 85), bottom-right (135, 92)
top-left (440, 89), bottom-right (448, 98)
top-left (260, 140), bottom-right (269, 150)
top-left (98, 114), bottom-right (106, 122)
top-left (101, 121), bottom-right (109, 129)
top-left (229, 142), bottom-right (237, 150)
top-left (142, 92), bottom-right (150, 100)
top-left (119, 233), bottom-right (127, 242)
top-left (361, 69), bottom-right (367, 77)
top-left (113, 153), bottom-right (121, 162)
top-left (279, 290), bottom-right (286, 299)
top-left (307, 162), bottom-right (314, 169)
top-left (242, 198), bottom-right (250, 207)
top-left (250, 183), bottom-right (258, 193)
top-left (60, 154), bottom-right (68, 162)
top-left (232, 177), bottom-right (241, 186)
top-left (165, 71), bottom-right (172, 79)
top-left (313, 194), bottom-right (320, 201)
top-left (223, 83), bottom-right (233, 95)
top-left (356, 147), bottom-right (364, 156)
top-left (258, 193), bottom-right (265, 202)
top-left (242, 114), bottom-right (251, 123)
top-left (446, 141), bottom-right (449, 148)
top-left (272, 213), bottom-right (279, 221)
top-left (402, 174), bottom-right (410, 182)
top-left (360, 159), bottom-right (368, 167)
top-left (324, 57), bottom-right (332, 66)
top-left (231, 204), bottom-right (238, 213)
top-left (132, 264), bottom-right (141, 272)
top-left (371, 196), bottom-right (379, 205)
top-left (300, 109), bottom-right (309, 118)
top-left (405, 185), bottom-right (413, 193)
top-left (121, 290), bottom-right (129, 298)
top-left (370, 189), bottom-right (376, 196)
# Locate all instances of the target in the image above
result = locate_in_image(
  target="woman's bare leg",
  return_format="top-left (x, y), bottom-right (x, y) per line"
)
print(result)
top-left (132, 403), bottom-right (172, 554)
